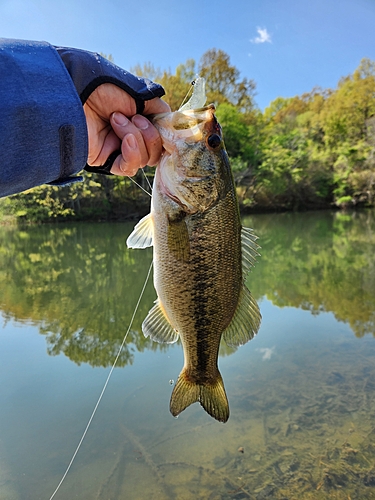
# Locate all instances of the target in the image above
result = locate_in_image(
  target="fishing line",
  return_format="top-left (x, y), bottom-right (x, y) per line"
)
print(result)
top-left (178, 80), bottom-right (195, 109)
top-left (141, 168), bottom-right (153, 193)
top-left (127, 167), bottom-right (154, 196)
top-left (49, 260), bottom-right (153, 500)
top-left (127, 175), bottom-right (152, 197)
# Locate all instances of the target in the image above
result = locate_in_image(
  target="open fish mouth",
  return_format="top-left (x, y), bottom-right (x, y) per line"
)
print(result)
top-left (151, 104), bottom-right (218, 153)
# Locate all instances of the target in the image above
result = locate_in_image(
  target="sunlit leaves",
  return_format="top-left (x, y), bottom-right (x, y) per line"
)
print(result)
top-left (198, 49), bottom-right (256, 114)
top-left (256, 59), bottom-right (375, 209)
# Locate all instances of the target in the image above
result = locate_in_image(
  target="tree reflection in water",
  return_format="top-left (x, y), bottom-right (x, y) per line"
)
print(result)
top-left (244, 209), bottom-right (375, 338)
top-left (0, 210), bottom-right (374, 368)
top-left (0, 222), bottom-right (162, 367)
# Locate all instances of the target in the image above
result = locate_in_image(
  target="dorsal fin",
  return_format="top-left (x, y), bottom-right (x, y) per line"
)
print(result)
top-left (223, 284), bottom-right (261, 347)
top-left (241, 226), bottom-right (260, 277)
top-left (222, 226), bottom-right (261, 347)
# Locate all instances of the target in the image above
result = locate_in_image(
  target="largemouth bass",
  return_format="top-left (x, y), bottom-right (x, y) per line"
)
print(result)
top-left (127, 104), bottom-right (261, 423)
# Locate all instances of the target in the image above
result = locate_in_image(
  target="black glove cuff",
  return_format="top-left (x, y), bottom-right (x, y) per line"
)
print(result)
top-left (55, 46), bottom-right (165, 106)
top-left (84, 150), bottom-right (121, 176)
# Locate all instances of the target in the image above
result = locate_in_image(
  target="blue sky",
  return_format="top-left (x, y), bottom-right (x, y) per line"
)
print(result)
top-left (1, 0), bottom-right (375, 109)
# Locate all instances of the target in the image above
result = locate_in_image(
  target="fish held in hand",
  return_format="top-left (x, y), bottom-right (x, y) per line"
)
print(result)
top-left (127, 104), bottom-right (261, 423)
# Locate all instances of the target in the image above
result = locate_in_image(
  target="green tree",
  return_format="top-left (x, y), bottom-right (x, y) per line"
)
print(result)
top-left (132, 59), bottom-right (196, 111)
top-left (318, 58), bottom-right (375, 206)
top-left (198, 49), bottom-right (256, 114)
top-left (216, 103), bottom-right (253, 162)
top-left (256, 90), bottom-right (333, 210)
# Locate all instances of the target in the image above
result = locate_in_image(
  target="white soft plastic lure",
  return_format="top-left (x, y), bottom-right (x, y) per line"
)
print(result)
top-left (178, 76), bottom-right (206, 111)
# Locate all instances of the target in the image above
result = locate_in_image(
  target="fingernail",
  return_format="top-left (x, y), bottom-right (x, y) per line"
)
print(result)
top-left (132, 115), bottom-right (149, 130)
top-left (112, 112), bottom-right (129, 126)
top-left (125, 134), bottom-right (137, 150)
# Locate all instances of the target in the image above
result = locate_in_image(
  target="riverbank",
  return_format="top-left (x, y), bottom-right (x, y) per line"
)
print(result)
top-left (0, 179), bottom-right (351, 226)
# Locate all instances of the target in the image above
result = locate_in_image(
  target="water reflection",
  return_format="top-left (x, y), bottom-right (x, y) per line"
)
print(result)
top-left (1, 212), bottom-right (375, 499)
top-left (243, 209), bottom-right (375, 338)
top-left (0, 223), bottom-right (162, 367)
top-left (1, 210), bottom-right (374, 370)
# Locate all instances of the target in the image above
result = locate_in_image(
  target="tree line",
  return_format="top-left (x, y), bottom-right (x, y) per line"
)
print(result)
top-left (1, 49), bottom-right (375, 223)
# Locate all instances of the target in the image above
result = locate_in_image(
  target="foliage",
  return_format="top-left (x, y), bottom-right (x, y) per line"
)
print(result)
top-left (253, 60), bottom-right (375, 210)
top-left (0, 169), bottom-right (153, 224)
top-left (133, 48), bottom-right (256, 113)
top-left (3, 53), bottom-right (375, 222)
top-left (198, 49), bottom-right (256, 114)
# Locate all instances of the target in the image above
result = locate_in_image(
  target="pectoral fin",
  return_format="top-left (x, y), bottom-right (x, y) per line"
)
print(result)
top-left (142, 299), bottom-right (179, 344)
top-left (126, 213), bottom-right (154, 249)
top-left (223, 285), bottom-right (261, 347)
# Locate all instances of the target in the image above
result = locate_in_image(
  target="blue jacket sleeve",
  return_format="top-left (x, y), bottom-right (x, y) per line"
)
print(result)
top-left (0, 38), bottom-right (88, 198)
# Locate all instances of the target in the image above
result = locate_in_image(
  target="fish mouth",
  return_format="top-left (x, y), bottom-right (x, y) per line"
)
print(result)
top-left (150, 105), bottom-right (219, 155)
top-left (149, 104), bottom-right (216, 122)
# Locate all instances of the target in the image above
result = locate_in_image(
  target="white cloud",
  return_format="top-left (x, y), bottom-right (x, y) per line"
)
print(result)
top-left (256, 346), bottom-right (275, 361)
top-left (251, 27), bottom-right (272, 44)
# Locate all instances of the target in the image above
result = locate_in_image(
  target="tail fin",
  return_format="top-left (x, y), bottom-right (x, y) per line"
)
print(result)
top-left (170, 369), bottom-right (229, 423)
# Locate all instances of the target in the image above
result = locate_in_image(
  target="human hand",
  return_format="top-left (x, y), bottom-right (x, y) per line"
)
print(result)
top-left (56, 46), bottom-right (170, 176)
top-left (84, 83), bottom-right (170, 176)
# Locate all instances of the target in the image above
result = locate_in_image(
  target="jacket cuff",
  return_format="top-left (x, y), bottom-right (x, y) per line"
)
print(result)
top-left (0, 39), bottom-right (88, 197)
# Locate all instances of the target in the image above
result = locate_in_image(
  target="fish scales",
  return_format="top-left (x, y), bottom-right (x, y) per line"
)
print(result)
top-left (154, 187), bottom-right (241, 381)
top-left (127, 104), bottom-right (261, 423)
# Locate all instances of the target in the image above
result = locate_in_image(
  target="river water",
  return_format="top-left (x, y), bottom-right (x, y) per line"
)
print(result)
top-left (0, 210), bottom-right (375, 499)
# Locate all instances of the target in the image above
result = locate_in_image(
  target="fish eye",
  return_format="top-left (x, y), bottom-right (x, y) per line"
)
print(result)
top-left (207, 134), bottom-right (221, 149)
